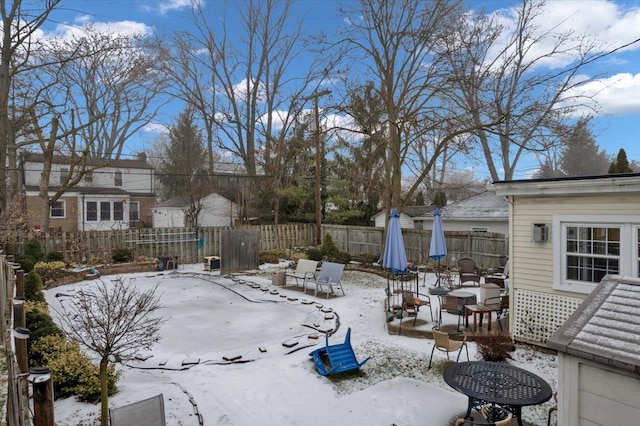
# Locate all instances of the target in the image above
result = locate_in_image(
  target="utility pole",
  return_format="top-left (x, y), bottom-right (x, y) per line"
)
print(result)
top-left (305, 89), bottom-right (331, 246)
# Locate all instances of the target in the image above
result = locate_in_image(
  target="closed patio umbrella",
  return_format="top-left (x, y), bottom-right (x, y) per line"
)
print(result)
top-left (428, 208), bottom-right (448, 294)
top-left (383, 208), bottom-right (410, 312)
top-left (382, 208), bottom-right (408, 275)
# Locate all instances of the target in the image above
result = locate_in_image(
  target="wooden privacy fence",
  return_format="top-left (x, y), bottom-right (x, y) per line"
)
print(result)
top-left (1, 223), bottom-right (507, 270)
top-left (323, 225), bottom-right (508, 271)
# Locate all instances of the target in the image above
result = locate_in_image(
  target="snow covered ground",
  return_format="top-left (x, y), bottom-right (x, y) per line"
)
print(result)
top-left (45, 262), bottom-right (558, 426)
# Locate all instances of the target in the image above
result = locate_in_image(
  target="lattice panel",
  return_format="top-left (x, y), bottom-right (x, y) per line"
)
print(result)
top-left (513, 289), bottom-right (582, 345)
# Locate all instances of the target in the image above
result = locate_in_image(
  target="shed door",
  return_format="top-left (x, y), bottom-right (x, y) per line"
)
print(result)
top-left (578, 362), bottom-right (640, 424)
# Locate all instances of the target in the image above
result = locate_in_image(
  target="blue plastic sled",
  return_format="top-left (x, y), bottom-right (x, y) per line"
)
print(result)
top-left (309, 328), bottom-right (370, 376)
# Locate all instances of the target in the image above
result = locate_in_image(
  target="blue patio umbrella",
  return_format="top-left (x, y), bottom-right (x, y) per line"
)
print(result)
top-left (428, 208), bottom-right (448, 291)
top-left (429, 208), bottom-right (447, 261)
top-left (382, 208), bottom-right (408, 275)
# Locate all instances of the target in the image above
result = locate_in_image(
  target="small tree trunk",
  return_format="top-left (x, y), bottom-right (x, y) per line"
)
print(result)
top-left (100, 357), bottom-right (109, 426)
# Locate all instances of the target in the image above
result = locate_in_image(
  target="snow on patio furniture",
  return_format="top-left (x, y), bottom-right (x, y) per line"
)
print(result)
top-left (284, 259), bottom-right (318, 288)
top-left (304, 261), bottom-right (345, 298)
top-left (109, 393), bottom-right (166, 426)
top-left (308, 328), bottom-right (370, 376)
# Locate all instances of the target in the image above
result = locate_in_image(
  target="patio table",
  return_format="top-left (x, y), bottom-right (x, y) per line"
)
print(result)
top-left (443, 361), bottom-right (553, 426)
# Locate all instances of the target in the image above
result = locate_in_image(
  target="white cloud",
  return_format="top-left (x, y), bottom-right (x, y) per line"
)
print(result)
top-left (487, 0), bottom-right (640, 70)
top-left (567, 72), bottom-right (640, 116)
top-left (157, 0), bottom-right (200, 15)
top-left (41, 16), bottom-right (153, 42)
top-left (143, 122), bottom-right (169, 134)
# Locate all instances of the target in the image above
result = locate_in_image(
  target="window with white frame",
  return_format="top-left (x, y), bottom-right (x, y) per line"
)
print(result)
top-left (84, 172), bottom-right (93, 183)
top-left (129, 201), bottom-right (140, 221)
top-left (50, 201), bottom-right (65, 218)
top-left (100, 202), bottom-right (111, 221)
top-left (115, 171), bottom-right (123, 186)
top-left (553, 215), bottom-right (640, 294)
top-left (86, 202), bottom-right (98, 221)
top-left (114, 201), bottom-right (124, 221)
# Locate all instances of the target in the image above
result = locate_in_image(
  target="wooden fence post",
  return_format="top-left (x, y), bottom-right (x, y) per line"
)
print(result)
top-left (15, 269), bottom-right (24, 298)
top-left (30, 367), bottom-right (55, 426)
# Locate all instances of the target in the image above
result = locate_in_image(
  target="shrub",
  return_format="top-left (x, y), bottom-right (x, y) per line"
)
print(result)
top-left (321, 234), bottom-right (339, 257)
top-left (14, 254), bottom-right (35, 272)
top-left (321, 234), bottom-right (351, 264)
top-left (24, 271), bottom-right (45, 302)
top-left (112, 248), bottom-right (134, 263)
top-left (31, 335), bottom-right (119, 402)
top-left (25, 301), bottom-right (63, 363)
top-left (259, 249), bottom-right (282, 264)
top-left (307, 247), bottom-right (323, 261)
top-left (475, 332), bottom-right (515, 362)
top-left (25, 238), bottom-right (45, 262)
top-left (46, 251), bottom-right (64, 262)
top-left (34, 261), bottom-right (67, 286)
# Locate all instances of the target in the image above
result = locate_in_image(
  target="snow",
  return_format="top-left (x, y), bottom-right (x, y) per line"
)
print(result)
top-left (44, 262), bottom-right (558, 426)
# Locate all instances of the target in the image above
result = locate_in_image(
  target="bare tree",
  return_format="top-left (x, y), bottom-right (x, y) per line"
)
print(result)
top-left (58, 277), bottom-right (164, 426)
top-left (336, 0), bottom-right (468, 226)
top-left (0, 0), bottom-right (62, 210)
top-left (46, 26), bottom-right (168, 159)
top-left (169, 0), bottom-right (328, 221)
top-left (441, 0), bottom-right (603, 181)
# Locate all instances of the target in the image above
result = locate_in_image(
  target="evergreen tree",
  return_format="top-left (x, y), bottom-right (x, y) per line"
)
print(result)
top-left (608, 148), bottom-right (634, 174)
top-left (559, 120), bottom-right (610, 177)
top-left (158, 109), bottom-right (207, 199)
top-left (415, 191), bottom-right (425, 206)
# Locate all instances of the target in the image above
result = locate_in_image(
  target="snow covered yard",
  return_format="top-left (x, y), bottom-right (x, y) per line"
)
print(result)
top-left (45, 262), bottom-right (558, 426)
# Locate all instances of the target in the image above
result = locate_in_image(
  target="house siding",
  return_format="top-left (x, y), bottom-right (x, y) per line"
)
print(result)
top-left (507, 191), bottom-right (640, 345)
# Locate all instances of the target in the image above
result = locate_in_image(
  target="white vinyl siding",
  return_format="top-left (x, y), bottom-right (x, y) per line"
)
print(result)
top-left (508, 193), bottom-right (640, 297)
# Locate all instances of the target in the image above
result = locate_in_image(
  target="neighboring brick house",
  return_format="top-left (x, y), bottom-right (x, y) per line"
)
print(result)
top-left (21, 152), bottom-right (156, 232)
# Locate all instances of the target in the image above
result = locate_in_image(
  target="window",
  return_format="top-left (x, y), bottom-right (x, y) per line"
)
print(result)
top-left (129, 201), bottom-right (140, 221)
top-left (115, 171), bottom-right (123, 186)
top-left (100, 202), bottom-right (111, 221)
top-left (471, 227), bottom-right (489, 233)
top-left (553, 215), bottom-right (640, 294)
top-left (565, 225), bottom-right (619, 283)
top-left (50, 201), bottom-right (65, 218)
top-left (86, 202), bottom-right (97, 221)
top-left (60, 168), bottom-right (69, 185)
top-left (114, 201), bottom-right (124, 221)
top-left (84, 172), bottom-right (93, 183)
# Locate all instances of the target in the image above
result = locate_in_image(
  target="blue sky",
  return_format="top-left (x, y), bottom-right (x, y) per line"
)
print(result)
top-left (44, 0), bottom-right (640, 179)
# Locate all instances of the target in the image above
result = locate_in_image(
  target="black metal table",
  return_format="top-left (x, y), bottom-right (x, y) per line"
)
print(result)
top-left (443, 361), bottom-right (553, 426)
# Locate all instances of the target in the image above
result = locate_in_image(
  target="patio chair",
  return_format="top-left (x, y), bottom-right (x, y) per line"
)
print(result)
top-left (284, 259), bottom-right (318, 288)
top-left (483, 293), bottom-right (509, 331)
top-left (458, 257), bottom-right (481, 286)
top-left (308, 328), bottom-right (370, 376)
top-left (401, 290), bottom-right (433, 323)
top-left (304, 262), bottom-right (345, 298)
top-left (485, 259), bottom-right (509, 289)
top-left (481, 404), bottom-right (513, 425)
top-left (428, 329), bottom-right (468, 369)
top-left (109, 393), bottom-right (166, 426)
top-left (438, 294), bottom-right (469, 332)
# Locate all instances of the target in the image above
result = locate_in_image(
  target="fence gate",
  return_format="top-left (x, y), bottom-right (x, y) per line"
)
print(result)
top-left (220, 229), bottom-right (260, 274)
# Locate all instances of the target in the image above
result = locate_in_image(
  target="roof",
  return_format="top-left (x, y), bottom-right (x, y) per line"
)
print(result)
top-left (154, 192), bottom-right (233, 209)
top-left (403, 205), bottom-right (437, 217)
top-left (494, 173), bottom-right (640, 196)
top-left (547, 275), bottom-right (640, 373)
top-left (24, 185), bottom-right (155, 197)
top-left (440, 190), bottom-right (508, 220)
top-left (22, 152), bottom-right (153, 170)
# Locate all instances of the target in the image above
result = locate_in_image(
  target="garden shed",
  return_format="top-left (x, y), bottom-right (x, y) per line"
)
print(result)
top-left (547, 274), bottom-right (640, 426)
